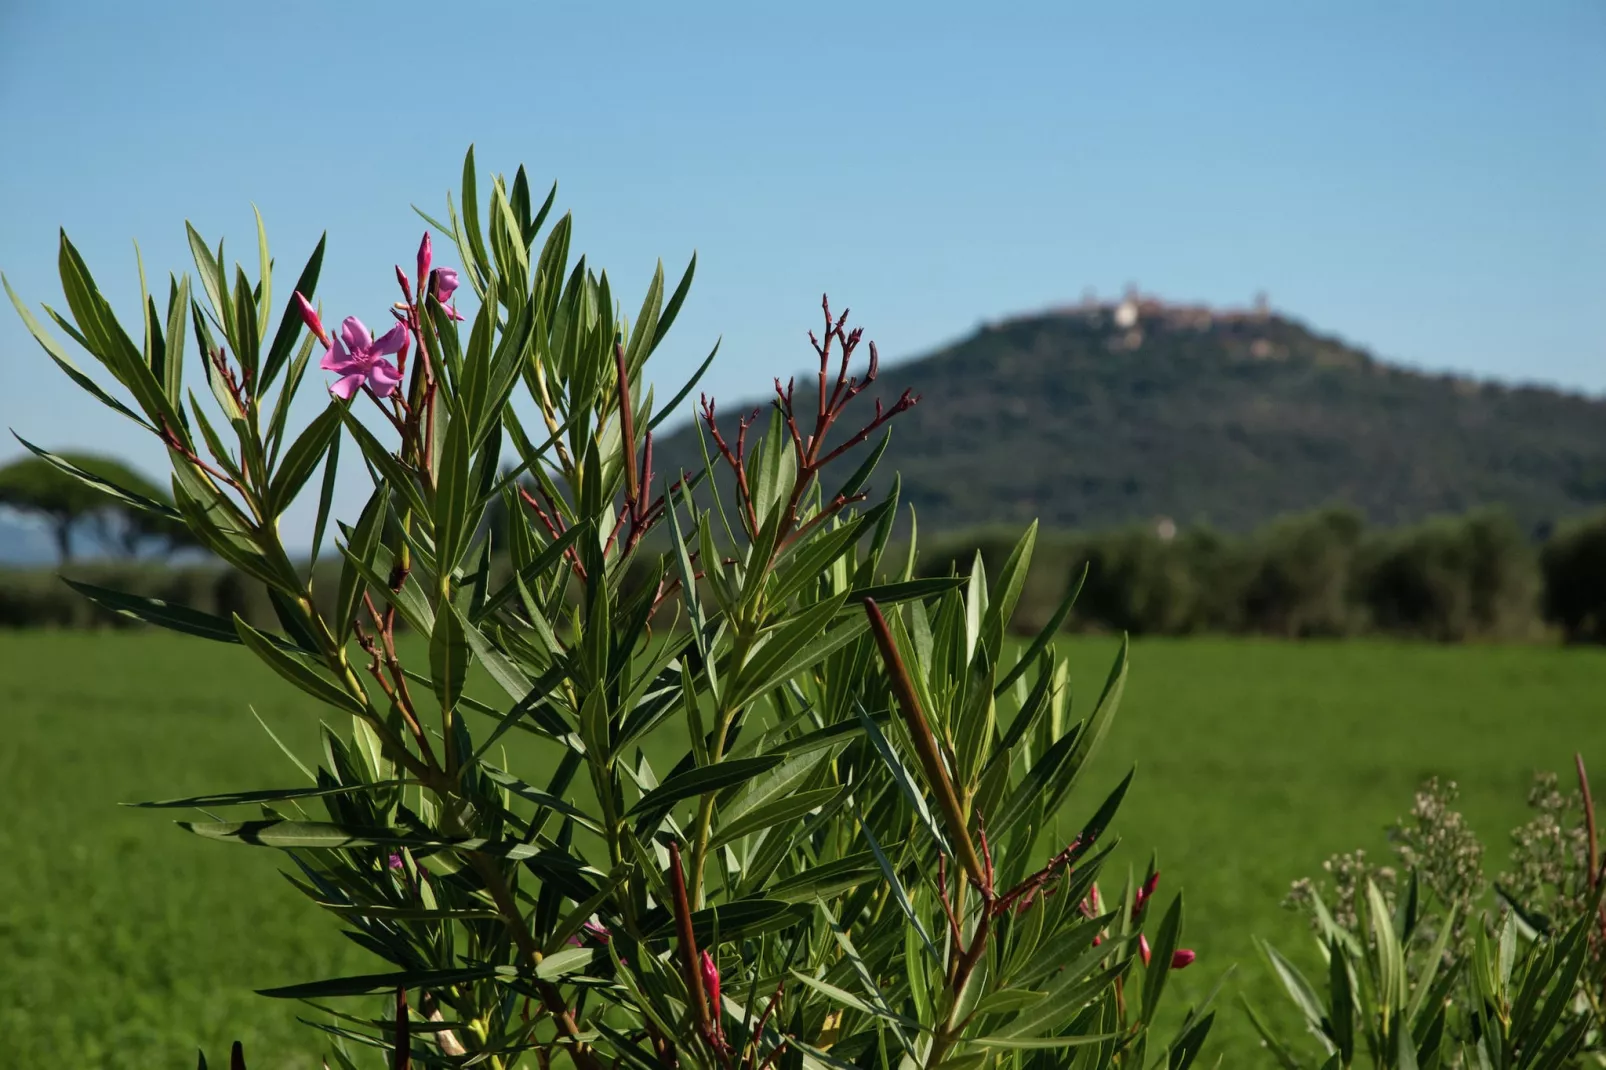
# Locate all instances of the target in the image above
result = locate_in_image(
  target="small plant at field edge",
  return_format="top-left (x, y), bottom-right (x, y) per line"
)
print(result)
top-left (6, 145), bottom-right (1218, 1069)
top-left (1252, 754), bottom-right (1606, 1068)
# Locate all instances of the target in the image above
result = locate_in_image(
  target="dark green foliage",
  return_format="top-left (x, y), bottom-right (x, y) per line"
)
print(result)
top-left (1361, 509), bottom-right (1541, 641)
top-left (654, 307), bottom-right (1606, 535)
top-left (1540, 510), bottom-right (1606, 642)
top-left (923, 507), bottom-right (1545, 641)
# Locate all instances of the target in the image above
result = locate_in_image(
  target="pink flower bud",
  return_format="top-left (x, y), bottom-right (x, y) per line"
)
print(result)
top-left (700, 949), bottom-right (721, 1014)
top-left (417, 232), bottom-right (432, 288)
top-left (1133, 870), bottom-right (1161, 919)
top-left (1139, 933), bottom-right (1152, 966)
top-left (1171, 949), bottom-right (1197, 970)
top-left (395, 264), bottom-right (412, 301)
top-left (293, 291), bottom-right (331, 348)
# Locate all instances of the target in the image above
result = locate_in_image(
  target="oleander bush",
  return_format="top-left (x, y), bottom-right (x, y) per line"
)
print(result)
top-left (6, 147), bottom-right (1217, 1069)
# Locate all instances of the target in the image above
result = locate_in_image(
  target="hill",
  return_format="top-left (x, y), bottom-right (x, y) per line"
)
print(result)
top-left (657, 296), bottom-right (1606, 534)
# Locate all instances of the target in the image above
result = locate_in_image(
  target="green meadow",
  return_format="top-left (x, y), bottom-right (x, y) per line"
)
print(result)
top-left (2, 631), bottom-right (1601, 1069)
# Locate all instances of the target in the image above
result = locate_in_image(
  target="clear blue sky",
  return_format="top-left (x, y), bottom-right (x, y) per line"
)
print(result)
top-left (1, 1), bottom-right (1602, 542)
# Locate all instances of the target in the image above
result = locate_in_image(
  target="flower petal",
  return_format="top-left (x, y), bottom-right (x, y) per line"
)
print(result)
top-left (434, 267), bottom-right (459, 302)
top-left (367, 360), bottom-right (401, 398)
top-left (371, 321), bottom-right (409, 356)
top-left (330, 373), bottom-right (366, 400)
top-left (318, 340), bottom-right (350, 373)
top-left (339, 317), bottom-right (371, 353)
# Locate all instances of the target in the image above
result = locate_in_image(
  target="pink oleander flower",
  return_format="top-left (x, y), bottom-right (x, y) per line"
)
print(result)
top-left (567, 920), bottom-right (612, 948)
top-left (293, 291), bottom-right (331, 348)
top-left (321, 316), bottom-right (405, 399)
top-left (431, 267), bottom-right (465, 321)
top-left (388, 852), bottom-right (404, 871)
top-left (434, 267), bottom-right (459, 302)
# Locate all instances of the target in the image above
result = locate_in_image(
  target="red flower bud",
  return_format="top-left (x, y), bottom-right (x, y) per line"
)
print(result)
top-left (700, 949), bottom-right (721, 1014)
top-left (1171, 949), bottom-right (1197, 970)
top-left (417, 231), bottom-right (432, 289)
top-left (1133, 870), bottom-right (1161, 920)
top-left (293, 291), bottom-right (331, 348)
top-left (394, 264), bottom-right (412, 302)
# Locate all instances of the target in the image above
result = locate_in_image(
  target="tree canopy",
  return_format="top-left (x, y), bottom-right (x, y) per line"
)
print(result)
top-left (0, 452), bottom-right (192, 562)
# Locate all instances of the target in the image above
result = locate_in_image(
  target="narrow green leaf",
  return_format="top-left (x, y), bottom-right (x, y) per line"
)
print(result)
top-left (649, 253), bottom-right (696, 356)
top-left (164, 275), bottom-right (190, 406)
top-left (334, 485), bottom-right (388, 639)
top-left (252, 205), bottom-right (272, 337)
top-left (269, 402), bottom-right (342, 515)
top-left (968, 1035), bottom-right (1119, 1050)
top-left (433, 409), bottom-right (472, 575)
top-left (627, 756), bottom-right (784, 819)
top-left (128, 783), bottom-right (388, 809)
top-left (430, 603), bottom-right (470, 716)
top-left (62, 579), bottom-right (256, 645)
top-left (12, 434), bottom-right (179, 519)
top-left (262, 233), bottom-right (326, 388)
top-left (234, 616), bottom-right (366, 716)
top-left (711, 787), bottom-right (844, 850)
top-left (258, 966), bottom-right (502, 1000)
top-left (647, 338), bottom-right (719, 433)
top-left (1140, 892), bottom-right (1185, 1023)
top-left (5, 273), bottom-right (154, 430)
top-left (996, 563), bottom-right (1087, 697)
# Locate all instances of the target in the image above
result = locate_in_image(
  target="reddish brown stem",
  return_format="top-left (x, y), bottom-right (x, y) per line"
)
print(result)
top-left (160, 419), bottom-right (246, 494)
top-left (1579, 753), bottom-right (1599, 894)
top-left (394, 986), bottom-right (411, 1070)
top-left (616, 340), bottom-right (640, 507)
top-left (519, 486), bottom-right (588, 581)
top-left (668, 842), bottom-right (717, 1050)
top-left (863, 599), bottom-right (987, 890)
top-left (1576, 753), bottom-right (1606, 953)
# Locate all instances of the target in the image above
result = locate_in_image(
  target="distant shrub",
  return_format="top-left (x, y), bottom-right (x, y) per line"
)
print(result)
top-left (1239, 508), bottom-right (1366, 638)
top-left (911, 506), bottom-right (1559, 642)
top-left (1068, 527), bottom-right (1201, 635)
top-left (1542, 509), bottom-right (1606, 642)
top-left (1360, 509), bottom-right (1540, 641)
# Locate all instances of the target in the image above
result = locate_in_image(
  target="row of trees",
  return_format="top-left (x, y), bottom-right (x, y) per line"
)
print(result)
top-left (923, 506), bottom-right (1606, 643)
top-left (7, 452), bottom-right (1606, 642)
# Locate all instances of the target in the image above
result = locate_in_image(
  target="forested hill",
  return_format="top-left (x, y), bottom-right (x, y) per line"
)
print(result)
top-left (655, 298), bottom-right (1606, 533)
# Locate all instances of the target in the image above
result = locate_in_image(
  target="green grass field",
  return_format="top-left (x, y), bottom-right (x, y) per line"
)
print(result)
top-left (1, 631), bottom-right (1601, 1068)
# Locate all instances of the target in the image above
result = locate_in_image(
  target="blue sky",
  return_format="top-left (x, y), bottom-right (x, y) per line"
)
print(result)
top-left (1, 1), bottom-right (1602, 543)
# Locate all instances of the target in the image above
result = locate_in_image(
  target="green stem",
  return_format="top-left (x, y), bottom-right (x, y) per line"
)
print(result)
top-left (469, 854), bottom-right (604, 1070)
top-left (688, 623), bottom-right (758, 907)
